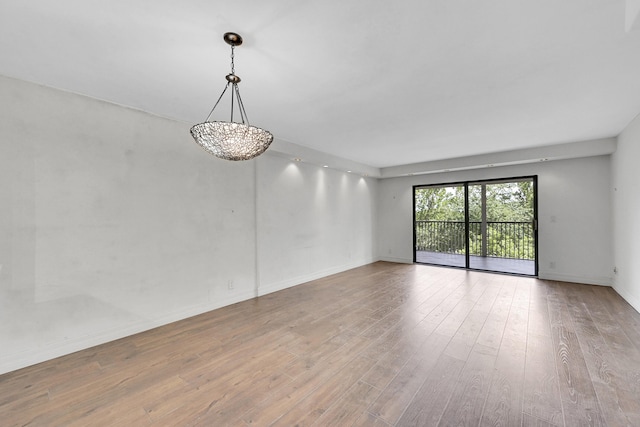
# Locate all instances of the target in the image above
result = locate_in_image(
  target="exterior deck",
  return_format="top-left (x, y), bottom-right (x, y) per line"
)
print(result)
top-left (415, 250), bottom-right (536, 275)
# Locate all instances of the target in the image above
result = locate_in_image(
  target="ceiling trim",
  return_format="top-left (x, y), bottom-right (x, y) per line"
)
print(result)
top-left (268, 136), bottom-right (617, 180)
top-left (267, 139), bottom-right (382, 178)
top-left (380, 138), bottom-right (617, 178)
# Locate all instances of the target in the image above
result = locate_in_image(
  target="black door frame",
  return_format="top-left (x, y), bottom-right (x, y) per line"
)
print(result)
top-left (413, 175), bottom-right (538, 276)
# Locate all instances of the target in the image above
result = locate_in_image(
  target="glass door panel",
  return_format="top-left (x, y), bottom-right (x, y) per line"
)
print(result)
top-left (467, 179), bottom-right (536, 275)
top-left (414, 184), bottom-right (466, 268)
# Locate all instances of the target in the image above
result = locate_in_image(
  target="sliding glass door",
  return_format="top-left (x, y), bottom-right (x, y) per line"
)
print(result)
top-left (414, 177), bottom-right (537, 276)
top-left (414, 183), bottom-right (466, 268)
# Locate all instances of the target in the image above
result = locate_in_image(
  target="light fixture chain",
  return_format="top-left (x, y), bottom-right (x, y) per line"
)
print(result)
top-left (230, 45), bottom-right (235, 75)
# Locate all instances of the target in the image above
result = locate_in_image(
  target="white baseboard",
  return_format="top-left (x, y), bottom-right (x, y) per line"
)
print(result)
top-left (11, 260), bottom-right (619, 375)
top-left (0, 289), bottom-right (255, 376)
top-left (377, 256), bottom-right (413, 264)
top-left (258, 258), bottom-right (377, 297)
top-left (611, 283), bottom-right (640, 314)
top-left (1, 258), bottom-right (384, 375)
top-left (538, 272), bottom-right (612, 286)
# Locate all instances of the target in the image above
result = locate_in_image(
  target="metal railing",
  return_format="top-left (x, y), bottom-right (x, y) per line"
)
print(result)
top-left (415, 220), bottom-right (534, 260)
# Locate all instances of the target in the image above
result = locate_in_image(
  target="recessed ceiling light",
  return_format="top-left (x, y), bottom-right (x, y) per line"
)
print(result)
top-left (293, 158), bottom-right (302, 162)
top-left (347, 170), bottom-right (352, 173)
top-left (323, 165), bottom-right (329, 168)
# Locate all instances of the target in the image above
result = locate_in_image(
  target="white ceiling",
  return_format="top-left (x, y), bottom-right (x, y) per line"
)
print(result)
top-left (1, 0), bottom-right (640, 168)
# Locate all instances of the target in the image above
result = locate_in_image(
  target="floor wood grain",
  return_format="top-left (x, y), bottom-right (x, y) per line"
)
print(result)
top-left (1, 262), bottom-right (639, 426)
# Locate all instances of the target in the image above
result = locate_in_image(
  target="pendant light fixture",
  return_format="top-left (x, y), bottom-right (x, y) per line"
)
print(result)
top-left (190, 32), bottom-right (273, 161)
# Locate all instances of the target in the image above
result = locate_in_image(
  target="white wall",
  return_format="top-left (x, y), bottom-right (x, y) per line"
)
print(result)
top-left (378, 156), bottom-right (613, 286)
top-left (0, 76), bottom-right (378, 374)
top-left (612, 112), bottom-right (640, 312)
top-left (256, 156), bottom-right (377, 295)
top-left (1, 72), bottom-right (628, 375)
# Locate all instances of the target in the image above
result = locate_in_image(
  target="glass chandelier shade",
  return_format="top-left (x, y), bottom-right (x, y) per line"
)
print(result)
top-left (190, 121), bottom-right (273, 161)
top-left (190, 32), bottom-right (273, 161)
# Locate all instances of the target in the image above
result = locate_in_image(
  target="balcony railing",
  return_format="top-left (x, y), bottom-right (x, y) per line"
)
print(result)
top-left (415, 220), bottom-right (535, 260)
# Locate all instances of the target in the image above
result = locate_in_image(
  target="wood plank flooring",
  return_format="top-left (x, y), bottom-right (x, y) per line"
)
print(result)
top-left (1, 262), bottom-right (639, 426)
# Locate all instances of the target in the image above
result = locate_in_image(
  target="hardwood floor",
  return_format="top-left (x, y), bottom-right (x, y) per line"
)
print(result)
top-left (1, 262), bottom-right (639, 426)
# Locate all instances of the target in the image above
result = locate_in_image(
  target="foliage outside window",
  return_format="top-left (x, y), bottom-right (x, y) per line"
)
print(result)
top-left (415, 181), bottom-right (534, 260)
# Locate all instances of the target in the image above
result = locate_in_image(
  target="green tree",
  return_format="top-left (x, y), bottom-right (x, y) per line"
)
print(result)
top-left (415, 186), bottom-right (464, 221)
top-left (415, 181), bottom-right (535, 259)
top-left (415, 186), bottom-right (465, 253)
